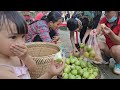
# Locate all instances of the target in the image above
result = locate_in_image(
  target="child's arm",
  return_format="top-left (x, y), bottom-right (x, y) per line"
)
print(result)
top-left (37, 60), bottom-right (65, 79)
top-left (82, 29), bottom-right (92, 43)
top-left (20, 54), bottom-right (37, 72)
top-left (10, 44), bottom-right (37, 72)
top-left (70, 31), bottom-right (78, 53)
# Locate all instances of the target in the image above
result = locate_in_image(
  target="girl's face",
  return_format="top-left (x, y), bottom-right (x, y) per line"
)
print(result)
top-left (49, 18), bottom-right (62, 30)
top-left (0, 22), bottom-right (25, 57)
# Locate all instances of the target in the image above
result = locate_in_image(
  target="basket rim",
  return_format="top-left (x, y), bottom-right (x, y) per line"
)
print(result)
top-left (32, 54), bottom-right (56, 58)
top-left (26, 42), bottom-right (61, 57)
top-left (26, 42), bottom-right (59, 47)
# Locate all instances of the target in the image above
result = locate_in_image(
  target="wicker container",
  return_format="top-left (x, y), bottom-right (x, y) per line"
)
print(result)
top-left (26, 42), bottom-right (60, 79)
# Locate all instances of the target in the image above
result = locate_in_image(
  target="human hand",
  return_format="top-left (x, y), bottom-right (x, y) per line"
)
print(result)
top-left (52, 36), bottom-right (60, 42)
top-left (101, 26), bottom-right (111, 35)
top-left (10, 43), bottom-right (28, 60)
top-left (90, 29), bottom-right (97, 36)
top-left (47, 59), bottom-right (65, 77)
top-left (72, 47), bottom-right (79, 55)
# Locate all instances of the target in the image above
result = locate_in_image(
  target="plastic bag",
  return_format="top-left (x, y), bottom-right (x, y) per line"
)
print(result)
top-left (83, 33), bottom-right (94, 62)
top-left (83, 29), bottom-right (103, 64)
top-left (90, 29), bottom-right (103, 64)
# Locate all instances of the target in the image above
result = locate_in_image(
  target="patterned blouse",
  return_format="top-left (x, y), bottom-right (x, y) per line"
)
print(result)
top-left (25, 20), bottom-right (59, 42)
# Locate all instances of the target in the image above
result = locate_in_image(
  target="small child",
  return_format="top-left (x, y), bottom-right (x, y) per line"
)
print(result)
top-left (0, 11), bottom-right (64, 79)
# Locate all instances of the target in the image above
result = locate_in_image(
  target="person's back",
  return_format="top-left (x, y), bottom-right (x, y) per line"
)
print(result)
top-left (26, 20), bottom-right (49, 42)
top-left (26, 11), bottom-right (62, 43)
top-left (83, 11), bottom-right (94, 20)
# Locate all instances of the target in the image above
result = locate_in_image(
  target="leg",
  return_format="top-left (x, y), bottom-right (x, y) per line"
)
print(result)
top-left (110, 45), bottom-right (120, 74)
top-left (98, 41), bottom-right (111, 57)
top-left (98, 41), bottom-right (111, 64)
top-left (110, 45), bottom-right (120, 63)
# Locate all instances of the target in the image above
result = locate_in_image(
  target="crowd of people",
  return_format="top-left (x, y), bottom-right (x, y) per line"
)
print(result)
top-left (0, 11), bottom-right (120, 79)
top-left (67, 11), bottom-right (120, 75)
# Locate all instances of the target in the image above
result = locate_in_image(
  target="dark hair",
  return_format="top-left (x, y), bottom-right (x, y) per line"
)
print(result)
top-left (0, 11), bottom-right (28, 34)
top-left (105, 11), bottom-right (118, 14)
top-left (67, 18), bottom-right (79, 31)
top-left (42, 11), bottom-right (62, 23)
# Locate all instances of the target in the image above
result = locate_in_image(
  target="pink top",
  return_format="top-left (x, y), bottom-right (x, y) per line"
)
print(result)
top-left (0, 60), bottom-right (31, 79)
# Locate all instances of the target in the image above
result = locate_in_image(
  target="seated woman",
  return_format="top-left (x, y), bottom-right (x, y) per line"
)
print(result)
top-left (95, 11), bottom-right (120, 75)
top-left (25, 11), bottom-right (62, 43)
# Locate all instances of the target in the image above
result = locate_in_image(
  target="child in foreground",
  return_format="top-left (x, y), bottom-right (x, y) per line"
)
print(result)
top-left (0, 11), bottom-right (65, 79)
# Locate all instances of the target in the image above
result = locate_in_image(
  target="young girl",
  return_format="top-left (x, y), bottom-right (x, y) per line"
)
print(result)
top-left (0, 11), bottom-right (65, 79)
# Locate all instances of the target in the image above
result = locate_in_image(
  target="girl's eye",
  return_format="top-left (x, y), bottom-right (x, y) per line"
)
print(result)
top-left (11, 36), bottom-right (17, 39)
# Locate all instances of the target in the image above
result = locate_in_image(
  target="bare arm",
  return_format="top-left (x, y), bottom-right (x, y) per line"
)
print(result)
top-left (21, 54), bottom-right (37, 72)
top-left (96, 23), bottom-right (103, 36)
top-left (70, 31), bottom-right (77, 50)
top-left (37, 60), bottom-right (65, 79)
top-left (10, 44), bottom-right (37, 72)
top-left (82, 29), bottom-right (92, 43)
top-left (108, 30), bottom-right (120, 44)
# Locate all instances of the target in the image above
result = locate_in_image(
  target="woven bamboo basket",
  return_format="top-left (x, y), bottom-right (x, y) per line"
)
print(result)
top-left (26, 42), bottom-right (60, 79)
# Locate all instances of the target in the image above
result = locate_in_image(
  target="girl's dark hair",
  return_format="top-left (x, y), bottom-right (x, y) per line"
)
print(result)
top-left (41, 11), bottom-right (62, 23)
top-left (0, 11), bottom-right (28, 34)
top-left (67, 18), bottom-right (79, 31)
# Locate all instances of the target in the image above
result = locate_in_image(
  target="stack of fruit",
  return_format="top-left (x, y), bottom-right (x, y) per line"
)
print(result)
top-left (80, 43), bottom-right (96, 61)
top-left (61, 55), bottom-right (100, 79)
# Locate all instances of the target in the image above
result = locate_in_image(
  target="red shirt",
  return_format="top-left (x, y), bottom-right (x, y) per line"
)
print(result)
top-left (99, 16), bottom-right (120, 49)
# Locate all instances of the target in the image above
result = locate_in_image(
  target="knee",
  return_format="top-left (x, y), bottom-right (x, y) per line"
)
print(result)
top-left (98, 42), bottom-right (104, 50)
top-left (110, 45), bottom-right (120, 56)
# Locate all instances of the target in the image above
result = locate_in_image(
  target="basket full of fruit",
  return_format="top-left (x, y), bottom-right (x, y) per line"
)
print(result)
top-left (57, 55), bottom-right (101, 79)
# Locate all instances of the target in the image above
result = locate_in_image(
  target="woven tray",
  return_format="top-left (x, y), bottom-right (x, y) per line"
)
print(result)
top-left (26, 42), bottom-right (60, 79)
